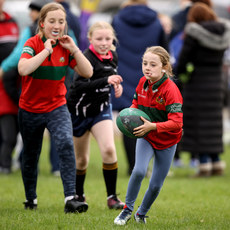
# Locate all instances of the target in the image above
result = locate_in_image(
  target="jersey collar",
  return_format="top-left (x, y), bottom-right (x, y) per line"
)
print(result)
top-left (89, 44), bottom-right (113, 61)
top-left (143, 74), bottom-right (168, 92)
top-left (41, 36), bottom-right (59, 48)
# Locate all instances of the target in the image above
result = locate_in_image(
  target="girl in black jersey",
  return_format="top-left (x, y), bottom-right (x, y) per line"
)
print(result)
top-left (67, 21), bottom-right (124, 209)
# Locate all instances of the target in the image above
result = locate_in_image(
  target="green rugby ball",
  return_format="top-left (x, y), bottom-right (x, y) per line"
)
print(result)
top-left (116, 108), bottom-right (151, 138)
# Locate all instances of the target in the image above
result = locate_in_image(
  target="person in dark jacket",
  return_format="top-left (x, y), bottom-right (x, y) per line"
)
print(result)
top-left (0, 0), bottom-right (19, 174)
top-left (176, 2), bottom-right (230, 176)
top-left (111, 0), bottom-right (169, 175)
top-left (169, 0), bottom-right (213, 168)
top-left (54, 0), bottom-right (81, 48)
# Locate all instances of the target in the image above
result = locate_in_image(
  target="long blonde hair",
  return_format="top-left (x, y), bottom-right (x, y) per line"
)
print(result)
top-left (37, 2), bottom-right (67, 38)
top-left (143, 46), bottom-right (173, 77)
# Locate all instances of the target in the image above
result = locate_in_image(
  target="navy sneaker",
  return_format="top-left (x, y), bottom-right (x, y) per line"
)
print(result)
top-left (134, 212), bottom-right (148, 224)
top-left (64, 196), bottom-right (88, 213)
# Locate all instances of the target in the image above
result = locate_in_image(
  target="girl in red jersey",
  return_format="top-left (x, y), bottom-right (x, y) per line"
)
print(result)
top-left (17, 3), bottom-right (93, 213)
top-left (114, 46), bottom-right (183, 225)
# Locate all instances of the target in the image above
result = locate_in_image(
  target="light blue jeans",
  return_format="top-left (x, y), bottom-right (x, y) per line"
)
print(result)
top-left (125, 138), bottom-right (176, 215)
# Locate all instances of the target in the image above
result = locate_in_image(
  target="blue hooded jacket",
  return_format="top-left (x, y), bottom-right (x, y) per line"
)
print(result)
top-left (111, 5), bottom-right (168, 110)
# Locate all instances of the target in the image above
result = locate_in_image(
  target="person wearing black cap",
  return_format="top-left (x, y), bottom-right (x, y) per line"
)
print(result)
top-left (29, 0), bottom-right (51, 11)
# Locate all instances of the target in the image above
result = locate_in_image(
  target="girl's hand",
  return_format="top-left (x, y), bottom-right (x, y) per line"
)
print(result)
top-left (108, 75), bottom-right (123, 85)
top-left (59, 35), bottom-right (75, 53)
top-left (114, 84), bottom-right (123, 98)
top-left (133, 116), bottom-right (156, 137)
top-left (44, 39), bottom-right (55, 54)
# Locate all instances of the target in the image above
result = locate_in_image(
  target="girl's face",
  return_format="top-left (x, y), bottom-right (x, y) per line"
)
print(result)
top-left (89, 28), bottom-right (113, 56)
top-left (43, 9), bottom-right (66, 40)
top-left (142, 52), bottom-right (164, 83)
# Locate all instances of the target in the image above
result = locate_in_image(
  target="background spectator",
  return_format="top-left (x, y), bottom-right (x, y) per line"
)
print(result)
top-left (169, 0), bottom-right (213, 168)
top-left (176, 2), bottom-right (230, 176)
top-left (111, 0), bottom-right (169, 175)
top-left (0, 0), bottom-right (20, 174)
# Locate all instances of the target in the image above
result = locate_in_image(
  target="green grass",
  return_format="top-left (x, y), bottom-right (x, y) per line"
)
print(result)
top-left (0, 135), bottom-right (230, 230)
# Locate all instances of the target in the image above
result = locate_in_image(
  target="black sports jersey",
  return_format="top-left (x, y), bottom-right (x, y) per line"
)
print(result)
top-left (67, 48), bottom-right (118, 117)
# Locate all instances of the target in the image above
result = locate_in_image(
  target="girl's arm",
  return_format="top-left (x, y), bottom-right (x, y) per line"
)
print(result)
top-left (133, 118), bottom-right (183, 137)
top-left (70, 77), bottom-right (108, 92)
top-left (72, 48), bottom-right (93, 78)
top-left (59, 35), bottom-right (93, 79)
top-left (18, 38), bottom-right (54, 76)
top-left (18, 49), bottom-right (50, 76)
top-left (70, 74), bottom-right (122, 93)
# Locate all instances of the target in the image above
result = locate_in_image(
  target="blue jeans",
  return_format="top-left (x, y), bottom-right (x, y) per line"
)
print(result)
top-left (125, 138), bottom-right (176, 215)
top-left (18, 105), bottom-right (76, 200)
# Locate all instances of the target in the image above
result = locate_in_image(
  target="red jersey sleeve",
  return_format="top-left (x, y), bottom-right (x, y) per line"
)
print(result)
top-left (20, 37), bottom-right (36, 59)
top-left (157, 81), bottom-right (183, 132)
top-left (69, 53), bottom-right (77, 69)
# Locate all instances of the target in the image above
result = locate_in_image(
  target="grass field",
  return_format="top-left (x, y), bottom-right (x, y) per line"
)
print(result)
top-left (0, 135), bottom-right (230, 230)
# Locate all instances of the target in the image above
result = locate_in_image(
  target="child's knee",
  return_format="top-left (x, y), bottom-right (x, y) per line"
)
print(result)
top-left (132, 167), bottom-right (146, 179)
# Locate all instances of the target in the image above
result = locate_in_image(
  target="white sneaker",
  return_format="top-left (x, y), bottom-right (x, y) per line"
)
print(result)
top-left (114, 208), bottom-right (132, 225)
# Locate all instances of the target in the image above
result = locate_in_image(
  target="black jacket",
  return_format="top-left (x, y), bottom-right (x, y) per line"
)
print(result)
top-left (67, 48), bottom-right (118, 117)
top-left (176, 20), bottom-right (230, 154)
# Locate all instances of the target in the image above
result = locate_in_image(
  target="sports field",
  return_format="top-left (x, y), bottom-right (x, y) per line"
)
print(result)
top-left (0, 135), bottom-right (229, 230)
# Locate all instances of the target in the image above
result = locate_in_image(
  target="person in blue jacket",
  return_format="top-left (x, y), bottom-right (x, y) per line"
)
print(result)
top-left (111, 0), bottom-right (169, 175)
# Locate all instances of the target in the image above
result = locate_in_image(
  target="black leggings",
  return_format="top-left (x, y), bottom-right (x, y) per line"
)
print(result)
top-left (0, 114), bottom-right (19, 168)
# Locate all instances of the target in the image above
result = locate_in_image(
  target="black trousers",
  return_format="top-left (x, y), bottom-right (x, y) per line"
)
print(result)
top-left (0, 114), bottom-right (19, 169)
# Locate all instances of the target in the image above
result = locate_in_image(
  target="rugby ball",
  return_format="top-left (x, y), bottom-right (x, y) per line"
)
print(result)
top-left (116, 108), bottom-right (151, 138)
